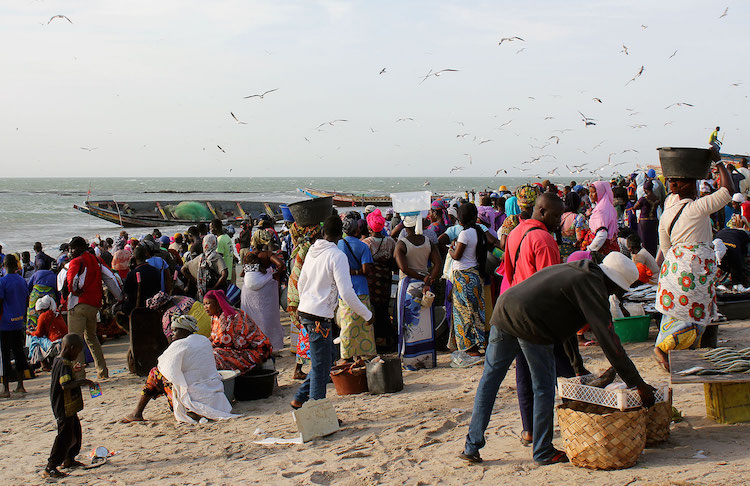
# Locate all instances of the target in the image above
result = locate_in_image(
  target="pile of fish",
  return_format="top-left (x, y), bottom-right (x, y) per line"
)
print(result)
top-left (623, 284), bottom-right (657, 303)
top-left (676, 347), bottom-right (750, 376)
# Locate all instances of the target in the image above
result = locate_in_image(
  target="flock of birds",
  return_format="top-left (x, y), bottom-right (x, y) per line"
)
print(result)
top-left (45, 8), bottom-right (739, 180)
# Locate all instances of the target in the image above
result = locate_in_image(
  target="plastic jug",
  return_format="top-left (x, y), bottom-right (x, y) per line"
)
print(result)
top-left (366, 355), bottom-right (404, 394)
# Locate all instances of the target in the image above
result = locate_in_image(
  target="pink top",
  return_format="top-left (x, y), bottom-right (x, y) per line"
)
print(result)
top-left (589, 181), bottom-right (618, 239)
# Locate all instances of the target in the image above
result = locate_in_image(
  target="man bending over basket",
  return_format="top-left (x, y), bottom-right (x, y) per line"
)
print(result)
top-left (460, 252), bottom-right (656, 466)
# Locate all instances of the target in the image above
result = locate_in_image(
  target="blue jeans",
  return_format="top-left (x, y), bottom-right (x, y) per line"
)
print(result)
top-left (464, 326), bottom-right (557, 462)
top-left (516, 343), bottom-right (574, 433)
top-left (293, 316), bottom-right (334, 404)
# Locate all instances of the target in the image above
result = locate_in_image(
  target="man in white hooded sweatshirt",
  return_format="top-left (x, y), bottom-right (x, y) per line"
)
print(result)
top-left (291, 216), bottom-right (373, 408)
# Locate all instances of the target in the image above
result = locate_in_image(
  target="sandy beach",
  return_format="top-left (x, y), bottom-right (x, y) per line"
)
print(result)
top-left (2, 313), bottom-right (750, 486)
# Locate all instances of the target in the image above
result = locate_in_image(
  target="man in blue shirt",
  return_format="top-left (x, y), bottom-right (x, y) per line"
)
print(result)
top-left (336, 216), bottom-right (375, 360)
top-left (0, 254), bottom-right (30, 397)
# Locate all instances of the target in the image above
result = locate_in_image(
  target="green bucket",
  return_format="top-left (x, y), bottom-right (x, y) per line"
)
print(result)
top-left (613, 315), bottom-right (651, 343)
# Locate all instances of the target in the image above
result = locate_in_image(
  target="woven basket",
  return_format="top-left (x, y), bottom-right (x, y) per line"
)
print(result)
top-left (646, 394), bottom-right (672, 446)
top-left (558, 402), bottom-right (646, 470)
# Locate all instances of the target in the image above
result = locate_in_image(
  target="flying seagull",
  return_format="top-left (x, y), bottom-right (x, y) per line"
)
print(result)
top-left (548, 167), bottom-right (559, 176)
top-left (507, 107), bottom-right (520, 111)
top-left (592, 97), bottom-right (603, 103)
top-left (719, 7), bottom-right (729, 18)
top-left (548, 136), bottom-right (560, 144)
top-left (456, 133), bottom-right (470, 138)
top-left (379, 67), bottom-right (386, 74)
top-left (243, 88), bottom-right (278, 99)
top-left (668, 50), bottom-right (678, 59)
top-left (498, 36), bottom-right (524, 45)
top-left (80, 147), bottom-right (97, 151)
top-left (544, 116), bottom-right (555, 120)
top-left (217, 145), bottom-right (226, 153)
top-left (494, 169), bottom-right (508, 176)
top-left (418, 68), bottom-right (459, 84)
top-left (478, 139), bottom-right (493, 145)
top-left (464, 154), bottom-right (473, 165)
top-left (48, 15), bottom-right (72, 24)
top-left (625, 66), bottom-right (645, 85)
top-left (665, 102), bottom-right (694, 109)
top-left (579, 111), bottom-right (596, 127)
top-left (516, 48), bottom-right (526, 54)
top-left (316, 119), bottom-right (348, 129)
top-left (230, 112), bottom-right (247, 124)
top-left (640, 24), bottom-right (648, 30)
top-left (450, 166), bottom-right (465, 173)
top-left (621, 44), bottom-right (629, 55)
top-left (396, 117), bottom-right (414, 122)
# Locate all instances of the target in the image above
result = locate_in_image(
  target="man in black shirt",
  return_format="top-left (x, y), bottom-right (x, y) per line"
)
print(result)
top-left (715, 228), bottom-right (750, 290)
top-left (33, 242), bottom-right (55, 271)
top-left (461, 254), bottom-right (655, 465)
top-left (122, 246), bottom-right (162, 315)
top-left (46, 334), bottom-right (96, 478)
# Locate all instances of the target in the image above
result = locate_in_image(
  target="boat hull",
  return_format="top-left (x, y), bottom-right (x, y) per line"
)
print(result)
top-left (300, 188), bottom-right (392, 207)
top-left (74, 200), bottom-right (282, 228)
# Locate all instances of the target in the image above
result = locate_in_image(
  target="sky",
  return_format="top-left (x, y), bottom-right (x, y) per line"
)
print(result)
top-left (1, 0), bottom-right (748, 178)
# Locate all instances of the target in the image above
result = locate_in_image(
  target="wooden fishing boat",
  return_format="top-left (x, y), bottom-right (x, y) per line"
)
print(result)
top-left (74, 199), bottom-right (282, 228)
top-left (299, 188), bottom-right (392, 207)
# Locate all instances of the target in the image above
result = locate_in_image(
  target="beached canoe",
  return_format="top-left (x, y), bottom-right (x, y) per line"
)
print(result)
top-left (74, 199), bottom-right (282, 228)
top-left (299, 188), bottom-right (393, 207)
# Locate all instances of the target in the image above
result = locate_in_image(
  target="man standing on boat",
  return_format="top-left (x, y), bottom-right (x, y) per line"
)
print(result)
top-left (709, 126), bottom-right (721, 152)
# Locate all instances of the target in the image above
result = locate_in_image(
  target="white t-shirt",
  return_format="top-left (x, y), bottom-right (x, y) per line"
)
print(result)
top-left (659, 187), bottom-right (732, 253)
top-left (454, 227), bottom-right (479, 271)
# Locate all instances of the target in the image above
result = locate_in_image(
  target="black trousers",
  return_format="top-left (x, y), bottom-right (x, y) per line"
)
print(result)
top-left (0, 329), bottom-right (27, 379)
top-left (48, 415), bottom-right (82, 469)
top-left (720, 246), bottom-right (746, 285)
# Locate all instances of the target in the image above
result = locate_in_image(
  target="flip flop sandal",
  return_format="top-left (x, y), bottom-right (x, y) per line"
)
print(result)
top-left (84, 457), bottom-right (108, 470)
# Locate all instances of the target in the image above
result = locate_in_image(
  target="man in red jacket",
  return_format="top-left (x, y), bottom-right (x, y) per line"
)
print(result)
top-left (66, 237), bottom-right (108, 379)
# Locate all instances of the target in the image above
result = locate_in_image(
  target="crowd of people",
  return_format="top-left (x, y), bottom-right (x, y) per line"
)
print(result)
top-left (0, 150), bottom-right (747, 475)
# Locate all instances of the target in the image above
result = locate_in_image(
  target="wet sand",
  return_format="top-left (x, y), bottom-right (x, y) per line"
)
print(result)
top-left (3, 315), bottom-right (750, 485)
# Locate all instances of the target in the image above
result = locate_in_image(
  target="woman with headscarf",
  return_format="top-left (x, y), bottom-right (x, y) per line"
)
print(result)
top-left (336, 216), bottom-right (376, 360)
top-left (146, 291), bottom-right (212, 339)
top-left (286, 222), bottom-right (323, 380)
top-left (203, 289), bottom-right (272, 374)
top-left (654, 161), bottom-right (734, 371)
top-left (239, 249), bottom-right (284, 353)
top-left (395, 214), bottom-right (443, 370)
top-left (111, 236), bottom-right (132, 280)
top-left (363, 209), bottom-right (397, 351)
top-left (27, 295), bottom-right (67, 369)
top-left (182, 234), bottom-right (228, 301)
top-left (632, 180), bottom-right (660, 257)
top-left (499, 187), bottom-right (538, 251)
top-left (429, 200), bottom-right (450, 236)
top-left (448, 203), bottom-right (488, 366)
top-left (25, 256), bottom-right (57, 342)
top-left (558, 193), bottom-right (588, 261)
top-left (583, 181), bottom-right (620, 256)
top-left (121, 314), bottom-right (238, 424)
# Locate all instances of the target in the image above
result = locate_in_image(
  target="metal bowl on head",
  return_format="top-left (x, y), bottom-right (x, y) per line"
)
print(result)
top-left (657, 147), bottom-right (712, 180)
top-left (287, 196), bottom-right (334, 227)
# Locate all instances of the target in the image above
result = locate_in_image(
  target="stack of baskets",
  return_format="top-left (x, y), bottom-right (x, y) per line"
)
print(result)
top-left (557, 375), bottom-right (672, 470)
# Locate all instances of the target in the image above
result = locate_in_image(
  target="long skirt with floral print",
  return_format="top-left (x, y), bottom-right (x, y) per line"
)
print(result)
top-left (655, 242), bottom-right (716, 351)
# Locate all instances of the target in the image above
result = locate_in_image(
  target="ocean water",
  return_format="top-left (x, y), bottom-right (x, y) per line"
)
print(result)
top-left (0, 176), bottom-right (572, 253)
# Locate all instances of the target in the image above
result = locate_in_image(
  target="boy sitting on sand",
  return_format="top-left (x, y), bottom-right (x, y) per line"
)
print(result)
top-left (44, 334), bottom-right (98, 478)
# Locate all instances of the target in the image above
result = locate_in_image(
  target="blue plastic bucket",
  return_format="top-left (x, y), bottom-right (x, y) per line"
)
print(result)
top-left (280, 204), bottom-right (294, 222)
